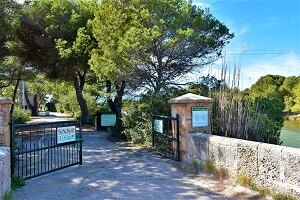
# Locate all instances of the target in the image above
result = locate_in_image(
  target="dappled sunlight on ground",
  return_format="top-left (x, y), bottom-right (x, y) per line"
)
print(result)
top-left (13, 131), bottom-right (260, 200)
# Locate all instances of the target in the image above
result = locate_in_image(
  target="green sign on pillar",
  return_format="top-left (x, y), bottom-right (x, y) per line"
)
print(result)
top-left (192, 107), bottom-right (208, 127)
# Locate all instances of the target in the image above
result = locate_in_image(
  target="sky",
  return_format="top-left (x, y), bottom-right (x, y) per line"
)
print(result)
top-left (193, 0), bottom-right (300, 89)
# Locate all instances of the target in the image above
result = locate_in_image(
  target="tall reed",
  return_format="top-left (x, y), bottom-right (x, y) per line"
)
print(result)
top-left (211, 58), bottom-right (282, 144)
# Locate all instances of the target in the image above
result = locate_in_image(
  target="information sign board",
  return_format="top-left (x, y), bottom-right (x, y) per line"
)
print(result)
top-left (154, 119), bottom-right (163, 133)
top-left (101, 113), bottom-right (117, 126)
top-left (57, 126), bottom-right (76, 144)
top-left (192, 107), bottom-right (208, 127)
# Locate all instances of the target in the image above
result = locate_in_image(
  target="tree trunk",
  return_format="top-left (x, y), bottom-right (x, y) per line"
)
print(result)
top-left (24, 87), bottom-right (39, 116)
top-left (106, 80), bottom-right (126, 137)
top-left (73, 76), bottom-right (89, 124)
top-left (106, 80), bottom-right (126, 115)
top-left (10, 76), bottom-right (21, 118)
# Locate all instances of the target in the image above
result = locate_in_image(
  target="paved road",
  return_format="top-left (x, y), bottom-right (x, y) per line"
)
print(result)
top-left (13, 131), bottom-right (232, 200)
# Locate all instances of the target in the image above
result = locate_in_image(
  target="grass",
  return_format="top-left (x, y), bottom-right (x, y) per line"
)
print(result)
top-left (191, 159), bottom-right (201, 171)
top-left (4, 191), bottom-right (13, 200)
top-left (237, 173), bottom-right (298, 200)
top-left (191, 159), bottom-right (229, 180)
top-left (11, 175), bottom-right (25, 190)
top-left (213, 167), bottom-right (229, 180)
top-left (272, 193), bottom-right (297, 200)
top-left (237, 174), bottom-right (255, 188)
top-left (200, 159), bottom-right (216, 174)
top-left (2, 175), bottom-right (26, 200)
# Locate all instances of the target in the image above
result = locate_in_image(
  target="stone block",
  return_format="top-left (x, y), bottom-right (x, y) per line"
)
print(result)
top-left (208, 136), bottom-right (238, 173)
top-left (281, 147), bottom-right (300, 187)
top-left (188, 133), bottom-right (209, 162)
top-left (257, 143), bottom-right (283, 185)
top-left (237, 140), bottom-right (259, 179)
top-left (0, 147), bottom-right (11, 199)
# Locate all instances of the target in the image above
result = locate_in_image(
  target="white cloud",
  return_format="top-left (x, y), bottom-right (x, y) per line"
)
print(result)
top-left (241, 53), bottom-right (300, 88)
top-left (193, 52), bottom-right (300, 90)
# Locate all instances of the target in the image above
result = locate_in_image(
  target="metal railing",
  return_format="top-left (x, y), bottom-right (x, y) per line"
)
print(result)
top-left (152, 114), bottom-right (180, 161)
top-left (11, 120), bottom-right (82, 180)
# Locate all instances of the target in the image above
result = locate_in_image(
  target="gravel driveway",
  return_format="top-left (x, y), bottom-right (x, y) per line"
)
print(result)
top-left (13, 131), bottom-right (258, 200)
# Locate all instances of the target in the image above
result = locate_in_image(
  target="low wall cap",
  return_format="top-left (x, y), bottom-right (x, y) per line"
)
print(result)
top-left (0, 97), bottom-right (12, 104)
top-left (168, 93), bottom-right (214, 103)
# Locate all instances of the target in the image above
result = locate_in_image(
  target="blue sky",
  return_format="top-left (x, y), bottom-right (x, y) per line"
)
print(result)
top-left (193, 0), bottom-right (300, 88)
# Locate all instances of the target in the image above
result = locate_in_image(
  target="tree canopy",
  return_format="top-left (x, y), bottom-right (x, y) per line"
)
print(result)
top-left (90, 0), bottom-right (233, 94)
top-left (12, 0), bottom-right (97, 122)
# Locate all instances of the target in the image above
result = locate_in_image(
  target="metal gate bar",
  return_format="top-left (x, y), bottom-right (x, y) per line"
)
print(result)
top-left (152, 114), bottom-right (180, 161)
top-left (11, 120), bottom-right (82, 180)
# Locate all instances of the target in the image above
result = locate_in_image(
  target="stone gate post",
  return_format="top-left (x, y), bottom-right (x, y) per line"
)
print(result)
top-left (168, 93), bottom-right (214, 161)
top-left (0, 98), bottom-right (12, 146)
top-left (0, 98), bottom-right (12, 199)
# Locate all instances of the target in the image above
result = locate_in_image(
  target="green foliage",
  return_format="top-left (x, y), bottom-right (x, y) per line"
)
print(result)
top-left (91, 0), bottom-right (233, 94)
top-left (122, 101), bottom-right (152, 145)
top-left (272, 193), bottom-right (297, 200)
top-left (90, 0), bottom-right (152, 81)
top-left (237, 174), bottom-right (255, 188)
top-left (51, 81), bottom-right (102, 123)
top-left (191, 159), bottom-right (201, 170)
top-left (11, 175), bottom-right (25, 190)
top-left (291, 82), bottom-right (300, 112)
top-left (236, 173), bottom-right (298, 200)
top-left (10, 0), bottom-right (98, 123)
top-left (200, 159), bottom-right (215, 174)
top-left (11, 107), bottom-right (31, 123)
top-left (4, 190), bottom-right (13, 200)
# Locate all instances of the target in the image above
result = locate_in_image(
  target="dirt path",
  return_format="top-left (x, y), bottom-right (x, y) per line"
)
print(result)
top-left (13, 131), bottom-right (260, 200)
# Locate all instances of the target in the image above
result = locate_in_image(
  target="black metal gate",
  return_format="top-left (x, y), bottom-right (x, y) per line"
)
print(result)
top-left (152, 114), bottom-right (180, 161)
top-left (11, 121), bottom-right (82, 180)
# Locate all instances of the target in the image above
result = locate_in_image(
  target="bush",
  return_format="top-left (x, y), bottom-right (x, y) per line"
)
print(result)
top-left (12, 107), bottom-right (31, 123)
top-left (122, 101), bottom-right (152, 145)
top-left (11, 175), bottom-right (25, 190)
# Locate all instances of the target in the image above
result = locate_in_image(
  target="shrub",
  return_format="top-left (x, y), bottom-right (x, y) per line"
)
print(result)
top-left (122, 101), bottom-right (152, 145)
top-left (11, 175), bottom-right (25, 190)
top-left (11, 107), bottom-right (31, 123)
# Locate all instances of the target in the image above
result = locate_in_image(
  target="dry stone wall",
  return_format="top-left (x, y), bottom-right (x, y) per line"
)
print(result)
top-left (188, 133), bottom-right (300, 197)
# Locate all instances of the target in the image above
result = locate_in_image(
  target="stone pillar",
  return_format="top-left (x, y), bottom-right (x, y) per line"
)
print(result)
top-left (0, 98), bottom-right (12, 146)
top-left (168, 93), bottom-right (213, 161)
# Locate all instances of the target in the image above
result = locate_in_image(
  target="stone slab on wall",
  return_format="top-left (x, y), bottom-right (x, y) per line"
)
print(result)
top-left (188, 133), bottom-right (300, 198)
top-left (188, 133), bottom-right (209, 162)
top-left (237, 140), bottom-right (260, 180)
top-left (209, 136), bottom-right (238, 173)
top-left (257, 143), bottom-right (283, 185)
top-left (281, 147), bottom-right (300, 193)
top-left (0, 147), bottom-right (10, 199)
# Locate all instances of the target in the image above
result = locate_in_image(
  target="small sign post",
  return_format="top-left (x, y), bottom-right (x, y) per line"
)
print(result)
top-left (192, 107), bottom-right (208, 127)
top-left (57, 126), bottom-right (76, 144)
top-left (154, 119), bottom-right (163, 133)
top-left (101, 113), bottom-right (117, 126)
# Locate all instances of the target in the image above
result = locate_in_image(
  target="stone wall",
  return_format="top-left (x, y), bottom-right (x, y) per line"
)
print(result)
top-left (0, 98), bottom-right (12, 199)
top-left (0, 147), bottom-right (11, 199)
top-left (188, 133), bottom-right (300, 197)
